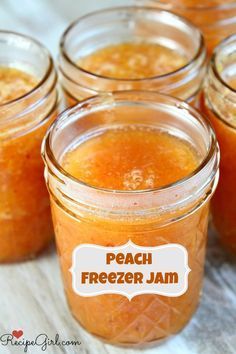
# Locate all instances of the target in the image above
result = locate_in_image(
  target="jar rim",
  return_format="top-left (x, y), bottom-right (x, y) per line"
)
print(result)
top-left (211, 33), bottom-right (236, 95)
top-left (207, 33), bottom-right (236, 130)
top-left (0, 30), bottom-right (54, 109)
top-left (42, 91), bottom-right (218, 197)
top-left (60, 6), bottom-right (205, 84)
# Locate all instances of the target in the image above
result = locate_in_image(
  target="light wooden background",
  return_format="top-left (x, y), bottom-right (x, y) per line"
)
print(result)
top-left (0, 1), bottom-right (236, 354)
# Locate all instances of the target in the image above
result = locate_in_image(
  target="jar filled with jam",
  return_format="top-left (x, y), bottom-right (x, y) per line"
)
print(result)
top-left (59, 7), bottom-right (206, 106)
top-left (202, 34), bottom-right (236, 253)
top-left (143, 0), bottom-right (236, 54)
top-left (0, 31), bottom-right (58, 262)
top-left (42, 91), bottom-right (219, 346)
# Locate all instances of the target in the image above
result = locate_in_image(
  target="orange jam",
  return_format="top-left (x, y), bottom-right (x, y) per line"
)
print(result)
top-left (59, 7), bottom-right (206, 106)
top-left (0, 31), bottom-right (58, 263)
top-left (0, 67), bottom-right (37, 104)
top-left (78, 43), bottom-right (187, 80)
top-left (228, 78), bottom-right (236, 89)
top-left (202, 103), bottom-right (236, 253)
top-left (62, 127), bottom-right (199, 190)
top-left (202, 34), bottom-right (236, 253)
top-left (203, 82), bottom-right (236, 253)
top-left (148, 0), bottom-right (236, 54)
top-left (43, 92), bottom-right (219, 346)
top-left (54, 127), bottom-right (205, 345)
top-left (0, 66), bottom-right (56, 262)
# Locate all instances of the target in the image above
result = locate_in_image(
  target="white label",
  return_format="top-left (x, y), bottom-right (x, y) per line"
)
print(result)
top-left (70, 241), bottom-right (191, 300)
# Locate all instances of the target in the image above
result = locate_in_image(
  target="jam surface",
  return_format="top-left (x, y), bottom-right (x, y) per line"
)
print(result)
top-left (62, 126), bottom-right (199, 190)
top-left (0, 67), bottom-right (38, 104)
top-left (78, 42), bottom-right (187, 80)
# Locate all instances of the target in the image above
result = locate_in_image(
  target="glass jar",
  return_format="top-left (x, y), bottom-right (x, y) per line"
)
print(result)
top-left (0, 31), bottom-right (58, 262)
top-left (202, 34), bottom-right (236, 253)
top-left (42, 91), bottom-right (219, 346)
top-left (144, 0), bottom-right (236, 54)
top-left (59, 7), bottom-right (206, 107)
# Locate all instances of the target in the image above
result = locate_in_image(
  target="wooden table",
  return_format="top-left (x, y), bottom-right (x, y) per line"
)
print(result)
top-left (0, 1), bottom-right (236, 353)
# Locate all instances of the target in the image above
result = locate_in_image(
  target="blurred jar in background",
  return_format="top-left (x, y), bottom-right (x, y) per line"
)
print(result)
top-left (59, 7), bottom-right (206, 107)
top-left (0, 31), bottom-right (58, 262)
top-left (202, 34), bottom-right (236, 254)
top-left (143, 0), bottom-right (236, 54)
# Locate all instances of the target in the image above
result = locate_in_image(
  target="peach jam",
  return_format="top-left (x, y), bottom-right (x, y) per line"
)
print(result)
top-left (145, 0), bottom-right (236, 54)
top-left (202, 34), bottom-right (236, 253)
top-left (59, 7), bottom-right (206, 105)
top-left (0, 32), bottom-right (58, 262)
top-left (42, 92), bottom-right (219, 346)
top-left (77, 42), bottom-right (187, 80)
top-left (62, 127), bottom-right (199, 190)
top-left (0, 67), bottom-right (38, 104)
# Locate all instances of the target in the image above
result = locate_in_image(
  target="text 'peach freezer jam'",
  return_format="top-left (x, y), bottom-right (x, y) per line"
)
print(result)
top-left (62, 126), bottom-right (200, 190)
top-left (50, 123), bottom-right (211, 345)
top-left (0, 67), bottom-right (54, 262)
top-left (78, 42), bottom-right (187, 80)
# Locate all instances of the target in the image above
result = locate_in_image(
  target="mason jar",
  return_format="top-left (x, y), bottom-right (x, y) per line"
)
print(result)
top-left (202, 34), bottom-right (236, 254)
top-left (59, 7), bottom-right (206, 107)
top-left (0, 31), bottom-right (58, 262)
top-left (42, 91), bottom-right (219, 347)
top-left (143, 1), bottom-right (236, 54)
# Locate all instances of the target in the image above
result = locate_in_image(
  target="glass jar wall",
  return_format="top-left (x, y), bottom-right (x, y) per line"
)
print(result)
top-left (143, 1), bottom-right (236, 54)
top-left (42, 91), bottom-right (219, 346)
top-left (0, 31), bottom-right (58, 262)
top-left (59, 7), bottom-right (206, 106)
top-left (202, 34), bottom-right (236, 253)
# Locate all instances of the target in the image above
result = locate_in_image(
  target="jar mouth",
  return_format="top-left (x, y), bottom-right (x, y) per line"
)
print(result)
top-left (206, 34), bottom-right (236, 130)
top-left (0, 30), bottom-right (54, 109)
top-left (60, 6), bottom-right (205, 84)
top-left (153, 0), bottom-right (236, 11)
top-left (43, 91), bottom-right (218, 197)
top-left (212, 33), bottom-right (236, 95)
